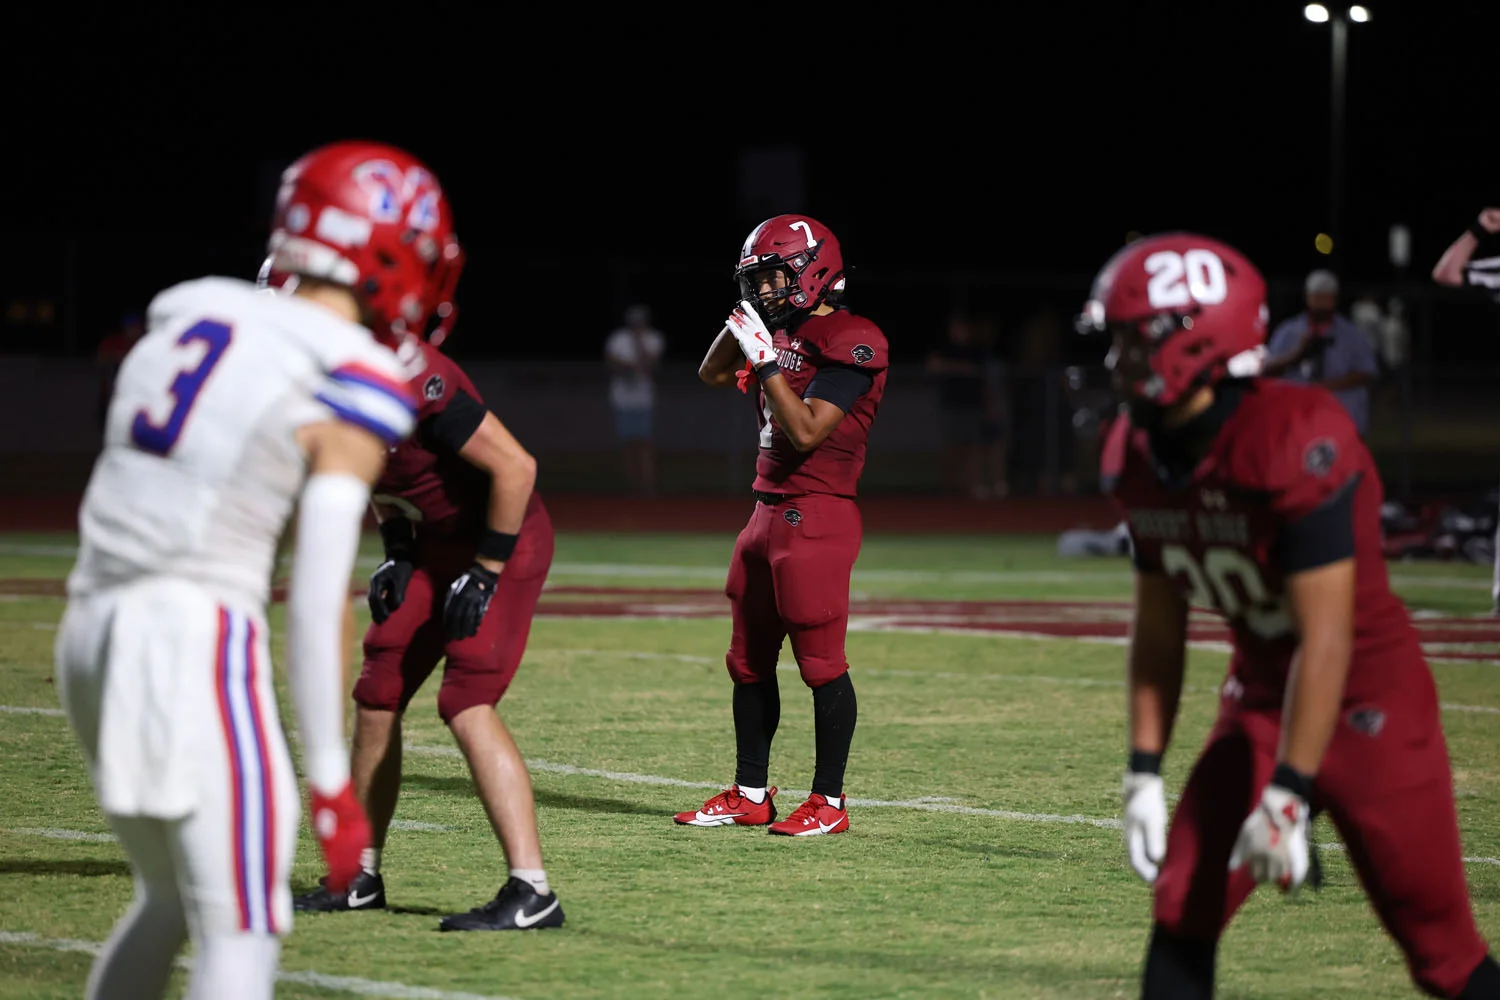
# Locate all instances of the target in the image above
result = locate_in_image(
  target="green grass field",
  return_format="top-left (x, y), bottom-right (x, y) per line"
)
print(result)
top-left (1, 532), bottom-right (1497, 999)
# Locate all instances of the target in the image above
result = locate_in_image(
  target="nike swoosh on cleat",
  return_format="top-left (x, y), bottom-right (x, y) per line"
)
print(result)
top-left (347, 890), bottom-right (380, 908)
top-left (514, 898), bottom-right (560, 928)
top-left (817, 819), bottom-right (843, 834)
top-left (696, 810), bottom-right (745, 823)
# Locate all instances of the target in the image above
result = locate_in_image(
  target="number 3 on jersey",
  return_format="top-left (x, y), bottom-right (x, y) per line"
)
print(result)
top-left (130, 319), bottom-right (234, 456)
top-left (1160, 544), bottom-right (1293, 641)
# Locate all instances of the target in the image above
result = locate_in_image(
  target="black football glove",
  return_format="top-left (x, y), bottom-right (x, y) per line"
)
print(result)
top-left (368, 558), bottom-right (415, 625)
top-left (444, 563), bottom-right (499, 641)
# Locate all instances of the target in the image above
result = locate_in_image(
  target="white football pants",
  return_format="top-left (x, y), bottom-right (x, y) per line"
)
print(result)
top-left (54, 581), bottom-right (298, 1000)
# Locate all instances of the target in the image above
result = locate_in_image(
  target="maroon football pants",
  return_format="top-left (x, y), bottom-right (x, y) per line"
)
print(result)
top-left (1154, 667), bottom-right (1489, 998)
top-left (353, 502), bottom-right (554, 723)
top-left (725, 493), bottom-right (862, 689)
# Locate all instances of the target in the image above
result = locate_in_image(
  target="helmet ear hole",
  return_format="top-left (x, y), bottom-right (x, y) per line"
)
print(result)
top-left (376, 251), bottom-right (397, 269)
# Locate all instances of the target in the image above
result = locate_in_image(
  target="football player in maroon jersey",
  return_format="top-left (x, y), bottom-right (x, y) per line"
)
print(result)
top-left (1085, 232), bottom-right (1500, 998)
top-left (674, 215), bottom-right (888, 837)
top-left (288, 289), bottom-right (563, 931)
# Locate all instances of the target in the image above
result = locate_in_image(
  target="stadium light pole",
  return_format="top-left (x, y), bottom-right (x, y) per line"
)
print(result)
top-left (1304, 4), bottom-right (1370, 269)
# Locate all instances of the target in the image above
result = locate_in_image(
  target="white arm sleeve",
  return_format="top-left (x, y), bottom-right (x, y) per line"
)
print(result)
top-left (286, 471), bottom-right (370, 795)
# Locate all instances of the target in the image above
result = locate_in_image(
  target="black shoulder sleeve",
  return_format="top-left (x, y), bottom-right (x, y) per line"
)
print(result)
top-left (1276, 474), bottom-right (1359, 573)
top-left (804, 365), bottom-right (876, 413)
top-left (420, 388), bottom-right (488, 455)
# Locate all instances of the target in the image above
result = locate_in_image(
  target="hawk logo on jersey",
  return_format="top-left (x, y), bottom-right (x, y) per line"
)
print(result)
top-left (1303, 437), bottom-right (1338, 477)
top-left (850, 344), bottom-right (875, 365)
top-left (423, 374), bottom-right (445, 401)
top-left (1346, 706), bottom-right (1386, 737)
top-left (783, 508), bottom-right (803, 527)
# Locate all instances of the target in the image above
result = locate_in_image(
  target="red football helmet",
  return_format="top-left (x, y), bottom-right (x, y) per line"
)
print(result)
top-left (734, 215), bottom-right (846, 325)
top-left (261, 140), bottom-right (464, 347)
top-left (1079, 232), bottom-right (1269, 410)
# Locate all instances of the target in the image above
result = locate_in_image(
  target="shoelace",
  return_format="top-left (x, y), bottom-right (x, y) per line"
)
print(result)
top-left (710, 787), bottom-right (746, 812)
top-left (474, 879), bottom-right (525, 916)
top-left (785, 797), bottom-right (823, 826)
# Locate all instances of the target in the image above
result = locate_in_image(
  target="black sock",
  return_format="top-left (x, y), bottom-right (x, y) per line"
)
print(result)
top-left (732, 678), bottom-right (780, 789)
top-left (1461, 955), bottom-right (1500, 999)
top-left (1142, 923), bottom-right (1216, 1000)
top-left (811, 672), bottom-right (857, 799)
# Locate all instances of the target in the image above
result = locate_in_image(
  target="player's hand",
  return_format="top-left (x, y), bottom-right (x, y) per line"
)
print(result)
top-left (368, 558), bottom-right (414, 625)
top-left (1478, 208), bottom-right (1500, 234)
top-left (726, 299), bottom-right (775, 369)
top-left (1121, 771), bottom-right (1168, 884)
top-left (444, 562), bottom-right (499, 641)
top-left (310, 781), bottom-right (371, 894)
top-left (1228, 780), bottom-right (1310, 892)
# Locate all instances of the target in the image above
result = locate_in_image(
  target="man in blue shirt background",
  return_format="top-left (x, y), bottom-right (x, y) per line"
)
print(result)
top-left (1263, 269), bottom-right (1379, 438)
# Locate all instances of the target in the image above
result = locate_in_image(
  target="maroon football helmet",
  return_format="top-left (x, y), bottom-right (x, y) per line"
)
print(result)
top-left (734, 215), bottom-right (846, 325)
top-left (1079, 232), bottom-right (1268, 411)
top-left (260, 140), bottom-right (464, 347)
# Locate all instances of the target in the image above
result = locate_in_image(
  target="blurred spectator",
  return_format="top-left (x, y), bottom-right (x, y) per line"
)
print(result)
top-left (96, 310), bottom-right (144, 431)
top-left (1263, 269), bottom-right (1378, 438)
top-left (927, 315), bottom-right (996, 497)
top-left (604, 304), bottom-right (665, 495)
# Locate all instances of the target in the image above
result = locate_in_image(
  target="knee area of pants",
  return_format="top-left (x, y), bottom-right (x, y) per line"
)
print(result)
top-left (801, 663), bottom-right (849, 689)
top-left (725, 656), bottom-right (774, 686)
top-left (1412, 952), bottom-right (1494, 999)
top-left (437, 686), bottom-right (504, 725)
top-left (352, 677), bottom-right (403, 714)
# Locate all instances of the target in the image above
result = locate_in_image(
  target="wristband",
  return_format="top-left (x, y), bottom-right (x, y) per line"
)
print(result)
top-left (1270, 763), bottom-right (1315, 801)
top-left (1128, 750), bottom-right (1162, 775)
top-left (755, 360), bottom-right (781, 381)
top-left (477, 528), bottom-right (518, 563)
top-left (378, 516), bottom-right (415, 561)
top-left (1469, 219), bottom-right (1490, 242)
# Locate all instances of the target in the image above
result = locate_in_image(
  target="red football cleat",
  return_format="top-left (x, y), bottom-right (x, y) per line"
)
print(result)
top-left (768, 793), bottom-right (849, 837)
top-left (674, 785), bottom-right (778, 827)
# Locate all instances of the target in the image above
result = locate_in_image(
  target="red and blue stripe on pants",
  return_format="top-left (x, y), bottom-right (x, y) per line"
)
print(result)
top-left (213, 608), bottom-right (278, 934)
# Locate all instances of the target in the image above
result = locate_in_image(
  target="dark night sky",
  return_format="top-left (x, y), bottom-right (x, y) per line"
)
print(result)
top-left (5, 3), bottom-right (1498, 362)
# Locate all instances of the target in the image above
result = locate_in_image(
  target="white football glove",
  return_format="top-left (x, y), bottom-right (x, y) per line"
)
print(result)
top-left (726, 299), bottom-right (775, 369)
top-left (1228, 781), bottom-right (1310, 892)
top-left (1121, 771), bottom-right (1168, 884)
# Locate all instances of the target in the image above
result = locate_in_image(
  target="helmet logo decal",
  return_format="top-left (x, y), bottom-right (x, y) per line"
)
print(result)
top-left (789, 219), bottom-right (817, 248)
top-left (1144, 249), bottom-right (1228, 310)
top-left (354, 160), bottom-right (444, 230)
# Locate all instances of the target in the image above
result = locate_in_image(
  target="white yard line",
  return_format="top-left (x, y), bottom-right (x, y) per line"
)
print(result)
top-left (0, 930), bottom-right (517, 1000)
top-left (5, 827), bottom-right (114, 843)
top-left (1316, 842), bottom-right (1500, 867)
top-left (1, 820), bottom-right (451, 841)
top-left (12, 742), bottom-right (1500, 861)
top-left (0, 704), bottom-right (65, 717)
top-left (0, 544), bottom-right (1487, 591)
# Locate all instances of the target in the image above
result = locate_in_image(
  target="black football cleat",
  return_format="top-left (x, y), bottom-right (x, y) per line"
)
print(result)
top-left (439, 876), bottom-right (565, 932)
top-left (293, 870), bottom-right (386, 912)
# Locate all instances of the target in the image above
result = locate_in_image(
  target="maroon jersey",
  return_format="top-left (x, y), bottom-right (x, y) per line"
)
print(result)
top-left (372, 339), bottom-right (490, 541)
top-left (752, 309), bottom-right (888, 496)
top-left (1106, 379), bottom-right (1422, 709)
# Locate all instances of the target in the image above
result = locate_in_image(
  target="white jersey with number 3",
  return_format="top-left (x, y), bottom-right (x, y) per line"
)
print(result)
top-left (67, 276), bottom-right (417, 614)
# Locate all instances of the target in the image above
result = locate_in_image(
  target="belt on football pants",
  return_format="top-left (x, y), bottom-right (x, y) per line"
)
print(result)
top-left (753, 490), bottom-right (805, 506)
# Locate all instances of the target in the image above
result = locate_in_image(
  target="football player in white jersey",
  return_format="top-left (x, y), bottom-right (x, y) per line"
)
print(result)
top-left (53, 140), bottom-right (465, 1000)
